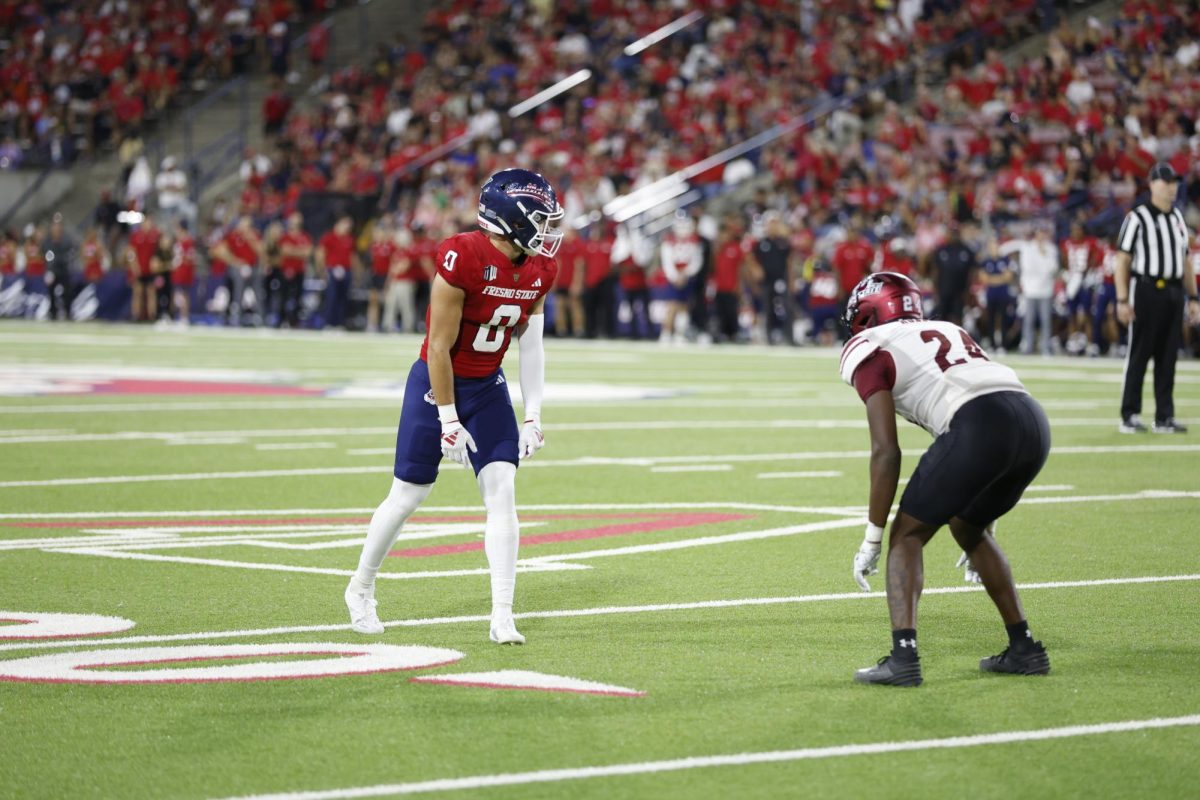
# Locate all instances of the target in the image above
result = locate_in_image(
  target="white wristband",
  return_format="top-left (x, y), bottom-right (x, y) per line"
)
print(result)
top-left (864, 522), bottom-right (884, 545)
top-left (437, 403), bottom-right (459, 425)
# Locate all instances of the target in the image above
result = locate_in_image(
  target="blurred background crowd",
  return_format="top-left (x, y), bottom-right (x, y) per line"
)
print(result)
top-left (3, 0), bottom-right (1200, 357)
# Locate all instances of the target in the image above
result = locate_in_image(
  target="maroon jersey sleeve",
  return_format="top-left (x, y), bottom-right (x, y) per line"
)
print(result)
top-left (852, 349), bottom-right (897, 402)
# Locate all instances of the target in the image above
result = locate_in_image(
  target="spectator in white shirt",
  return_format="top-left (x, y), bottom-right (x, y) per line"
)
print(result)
top-left (155, 156), bottom-right (195, 229)
top-left (1001, 227), bottom-right (1060, 356)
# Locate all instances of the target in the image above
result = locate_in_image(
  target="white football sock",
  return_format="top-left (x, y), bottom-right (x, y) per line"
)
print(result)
top-left (478, 461), bottom-right (519, 618)
top-left (351, 478), bottom-right (432, 589)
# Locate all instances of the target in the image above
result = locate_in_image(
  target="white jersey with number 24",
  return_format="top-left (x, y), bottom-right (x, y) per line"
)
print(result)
top-left (839, 320), bottom-right (1027, 436)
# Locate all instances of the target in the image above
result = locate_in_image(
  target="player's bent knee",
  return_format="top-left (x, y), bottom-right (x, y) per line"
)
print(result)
top-left (477, 462), bottom-right (517, 514)
top-left (383, 478), bottom-right (433, 518)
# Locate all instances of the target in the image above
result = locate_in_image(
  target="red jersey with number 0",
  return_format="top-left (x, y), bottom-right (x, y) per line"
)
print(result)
top-left (419, 231), bottom-right (557, 378)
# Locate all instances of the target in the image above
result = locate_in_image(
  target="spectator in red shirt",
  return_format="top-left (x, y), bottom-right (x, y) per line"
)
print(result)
top-left (712, 216), bottom-right (749, 342)
top-left (125, 215), bottom-right (159, 322)
top-left (210, 216), bottom-right (264, 326)
top-left (553, 228), bottom-right (585, 338)
top-left (582, 224), bottom-right (616, 340)
top-left (317, 215), bottom-right (358, 329)
top-left (832, 225), bottom-right (875, 299)
top-left (171, 221), bottom-right (197, 325)
top-left (367, 219), bottom-right (398, 332)
top-left (278, 212), bottom-right (312, 328)
top-left (79, 228), bottom-right (109, 287)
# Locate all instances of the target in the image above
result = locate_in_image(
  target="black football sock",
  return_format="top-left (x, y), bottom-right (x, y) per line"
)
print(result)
top-left (1005, 620), bottom-right (1032, 647)
top-left (891, 628), bottom-right (918, 661)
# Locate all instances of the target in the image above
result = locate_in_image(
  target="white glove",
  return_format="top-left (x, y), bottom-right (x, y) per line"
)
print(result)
top-left (518, 418), bottom-right (544, 459)
top-left (955, 551), bottom-right (982, 584)
top-left (853, 542), bottom-right (881, 591)
top-left (439, 418), bottom-right (476, 469)
top-left (956, 520), bottom-right (995, 584)
top-left (854, 522), bottom-right (884, 591)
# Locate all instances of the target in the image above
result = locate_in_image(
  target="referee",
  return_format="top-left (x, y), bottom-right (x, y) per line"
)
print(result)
top-left (1115, 162), bottom-right (1200, 433)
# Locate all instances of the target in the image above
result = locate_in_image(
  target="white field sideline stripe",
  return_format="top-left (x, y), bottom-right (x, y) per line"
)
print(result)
top-left (0, 501), bottom-right (855, 520)
top-left (3, 573), bottom-right (1196, 655)
top-left (214, 715), bottom-right (1200, 800)
top-left (0, 418), bottom-right (1177, 444)
top-left (8, 448), bottom-right (1200, 488)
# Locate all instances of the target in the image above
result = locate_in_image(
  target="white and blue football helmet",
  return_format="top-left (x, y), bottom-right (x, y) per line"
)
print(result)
top-left (477, 168), bottom-right (564, 258)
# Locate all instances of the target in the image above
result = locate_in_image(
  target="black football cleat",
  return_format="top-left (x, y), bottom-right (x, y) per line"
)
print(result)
top-left (980, 640), bottom-right (1050, 676)
top-left (854, 654), bottom-right (923, 687)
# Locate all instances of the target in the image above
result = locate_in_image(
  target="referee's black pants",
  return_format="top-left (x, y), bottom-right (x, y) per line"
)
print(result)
top-left (1121, 278), bottom-right (1185, 423)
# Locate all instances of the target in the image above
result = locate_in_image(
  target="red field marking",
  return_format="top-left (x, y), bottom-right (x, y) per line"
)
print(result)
top-left (391, 512), bottom-right (752, 558)
top-left (92, 379), bottom-right (323, 396)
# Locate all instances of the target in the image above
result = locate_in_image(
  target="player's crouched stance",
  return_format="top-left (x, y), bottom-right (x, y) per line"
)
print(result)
top-left (344, 168), bottom-right (562, 645)
top-left (840, 272), bottom-right (1051, 686)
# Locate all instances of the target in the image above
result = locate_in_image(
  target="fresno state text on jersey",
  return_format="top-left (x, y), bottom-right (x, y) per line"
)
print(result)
top-left (420, 231), bottom-right (557, 377)
top-left (839, 319), bottom-right (1027, 436)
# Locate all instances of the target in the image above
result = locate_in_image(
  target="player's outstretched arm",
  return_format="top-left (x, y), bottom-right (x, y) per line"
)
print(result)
top-left (854, 390), bottom-right (901, 591)
top-left (427, 274), bottom-right (475, 469)
top-left (516, 296), bottom-right (546, 459)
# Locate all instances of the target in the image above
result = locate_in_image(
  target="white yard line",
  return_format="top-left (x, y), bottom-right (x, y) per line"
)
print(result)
top-left (0, 418), bottom-right (1185, 445)
top-left (254, 442), bottom-right (337, 451)
top-left (757, 471), bottom-right (843, 479)
top-left (6, 448), bottom-right (1200, 487)
top-left (649, 465), bottom-right (732, 473)
top-left (2, 573), bottom-right (1195, 655)
top-left (213, 715), bottom-right (1200, 800)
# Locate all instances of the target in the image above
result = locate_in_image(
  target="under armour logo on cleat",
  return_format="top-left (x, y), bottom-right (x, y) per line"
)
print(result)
top-left (898, 639), bottom-right (917, 649)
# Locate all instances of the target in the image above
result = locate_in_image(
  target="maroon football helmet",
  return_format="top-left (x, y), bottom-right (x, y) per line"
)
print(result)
top-left (843, 271), bottom-right (923, 335)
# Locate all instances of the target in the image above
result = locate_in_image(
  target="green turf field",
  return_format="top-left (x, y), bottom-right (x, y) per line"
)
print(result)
top-left (1, 320), bottom-right (1198, 799)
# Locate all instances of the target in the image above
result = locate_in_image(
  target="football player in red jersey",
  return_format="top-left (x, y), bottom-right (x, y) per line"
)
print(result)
top-left (840, 272), bottom-right (1051, 686)
top-left (345, 169), bottom-right (562, 645)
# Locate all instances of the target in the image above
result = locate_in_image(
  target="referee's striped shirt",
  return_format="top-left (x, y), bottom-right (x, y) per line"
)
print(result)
top-left (1117, 202), bottom-right (1190, 280)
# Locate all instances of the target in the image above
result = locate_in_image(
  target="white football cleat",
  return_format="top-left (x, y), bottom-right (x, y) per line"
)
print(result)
top-left (345, 583), bottom-right (384, 634)
top-left (489, 617), bottom-right (525, 645)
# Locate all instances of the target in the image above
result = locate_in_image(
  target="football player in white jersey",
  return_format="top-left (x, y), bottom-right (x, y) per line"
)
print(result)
top-left (839, 272), bottom-right (1051, 687)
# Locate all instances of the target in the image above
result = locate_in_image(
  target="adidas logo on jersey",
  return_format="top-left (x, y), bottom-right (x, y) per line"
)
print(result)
top-left (532, 278), bottom-right (542, 288)
top-left (495, 374), bottom-right (506, 385)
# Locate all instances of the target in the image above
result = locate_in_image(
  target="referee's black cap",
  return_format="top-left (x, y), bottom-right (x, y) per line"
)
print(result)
top-left (1148, 162), bottom-right (1181, 183)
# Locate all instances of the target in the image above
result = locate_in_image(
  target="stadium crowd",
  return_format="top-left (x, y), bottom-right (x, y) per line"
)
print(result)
top-left (0, 0), bottom-right (348, 168)
top-left (3, 0), bottom-right (1199, 357)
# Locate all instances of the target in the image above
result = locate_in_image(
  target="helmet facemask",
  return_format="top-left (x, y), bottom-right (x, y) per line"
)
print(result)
top-left (517, 200), bottom-right (564, 258)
